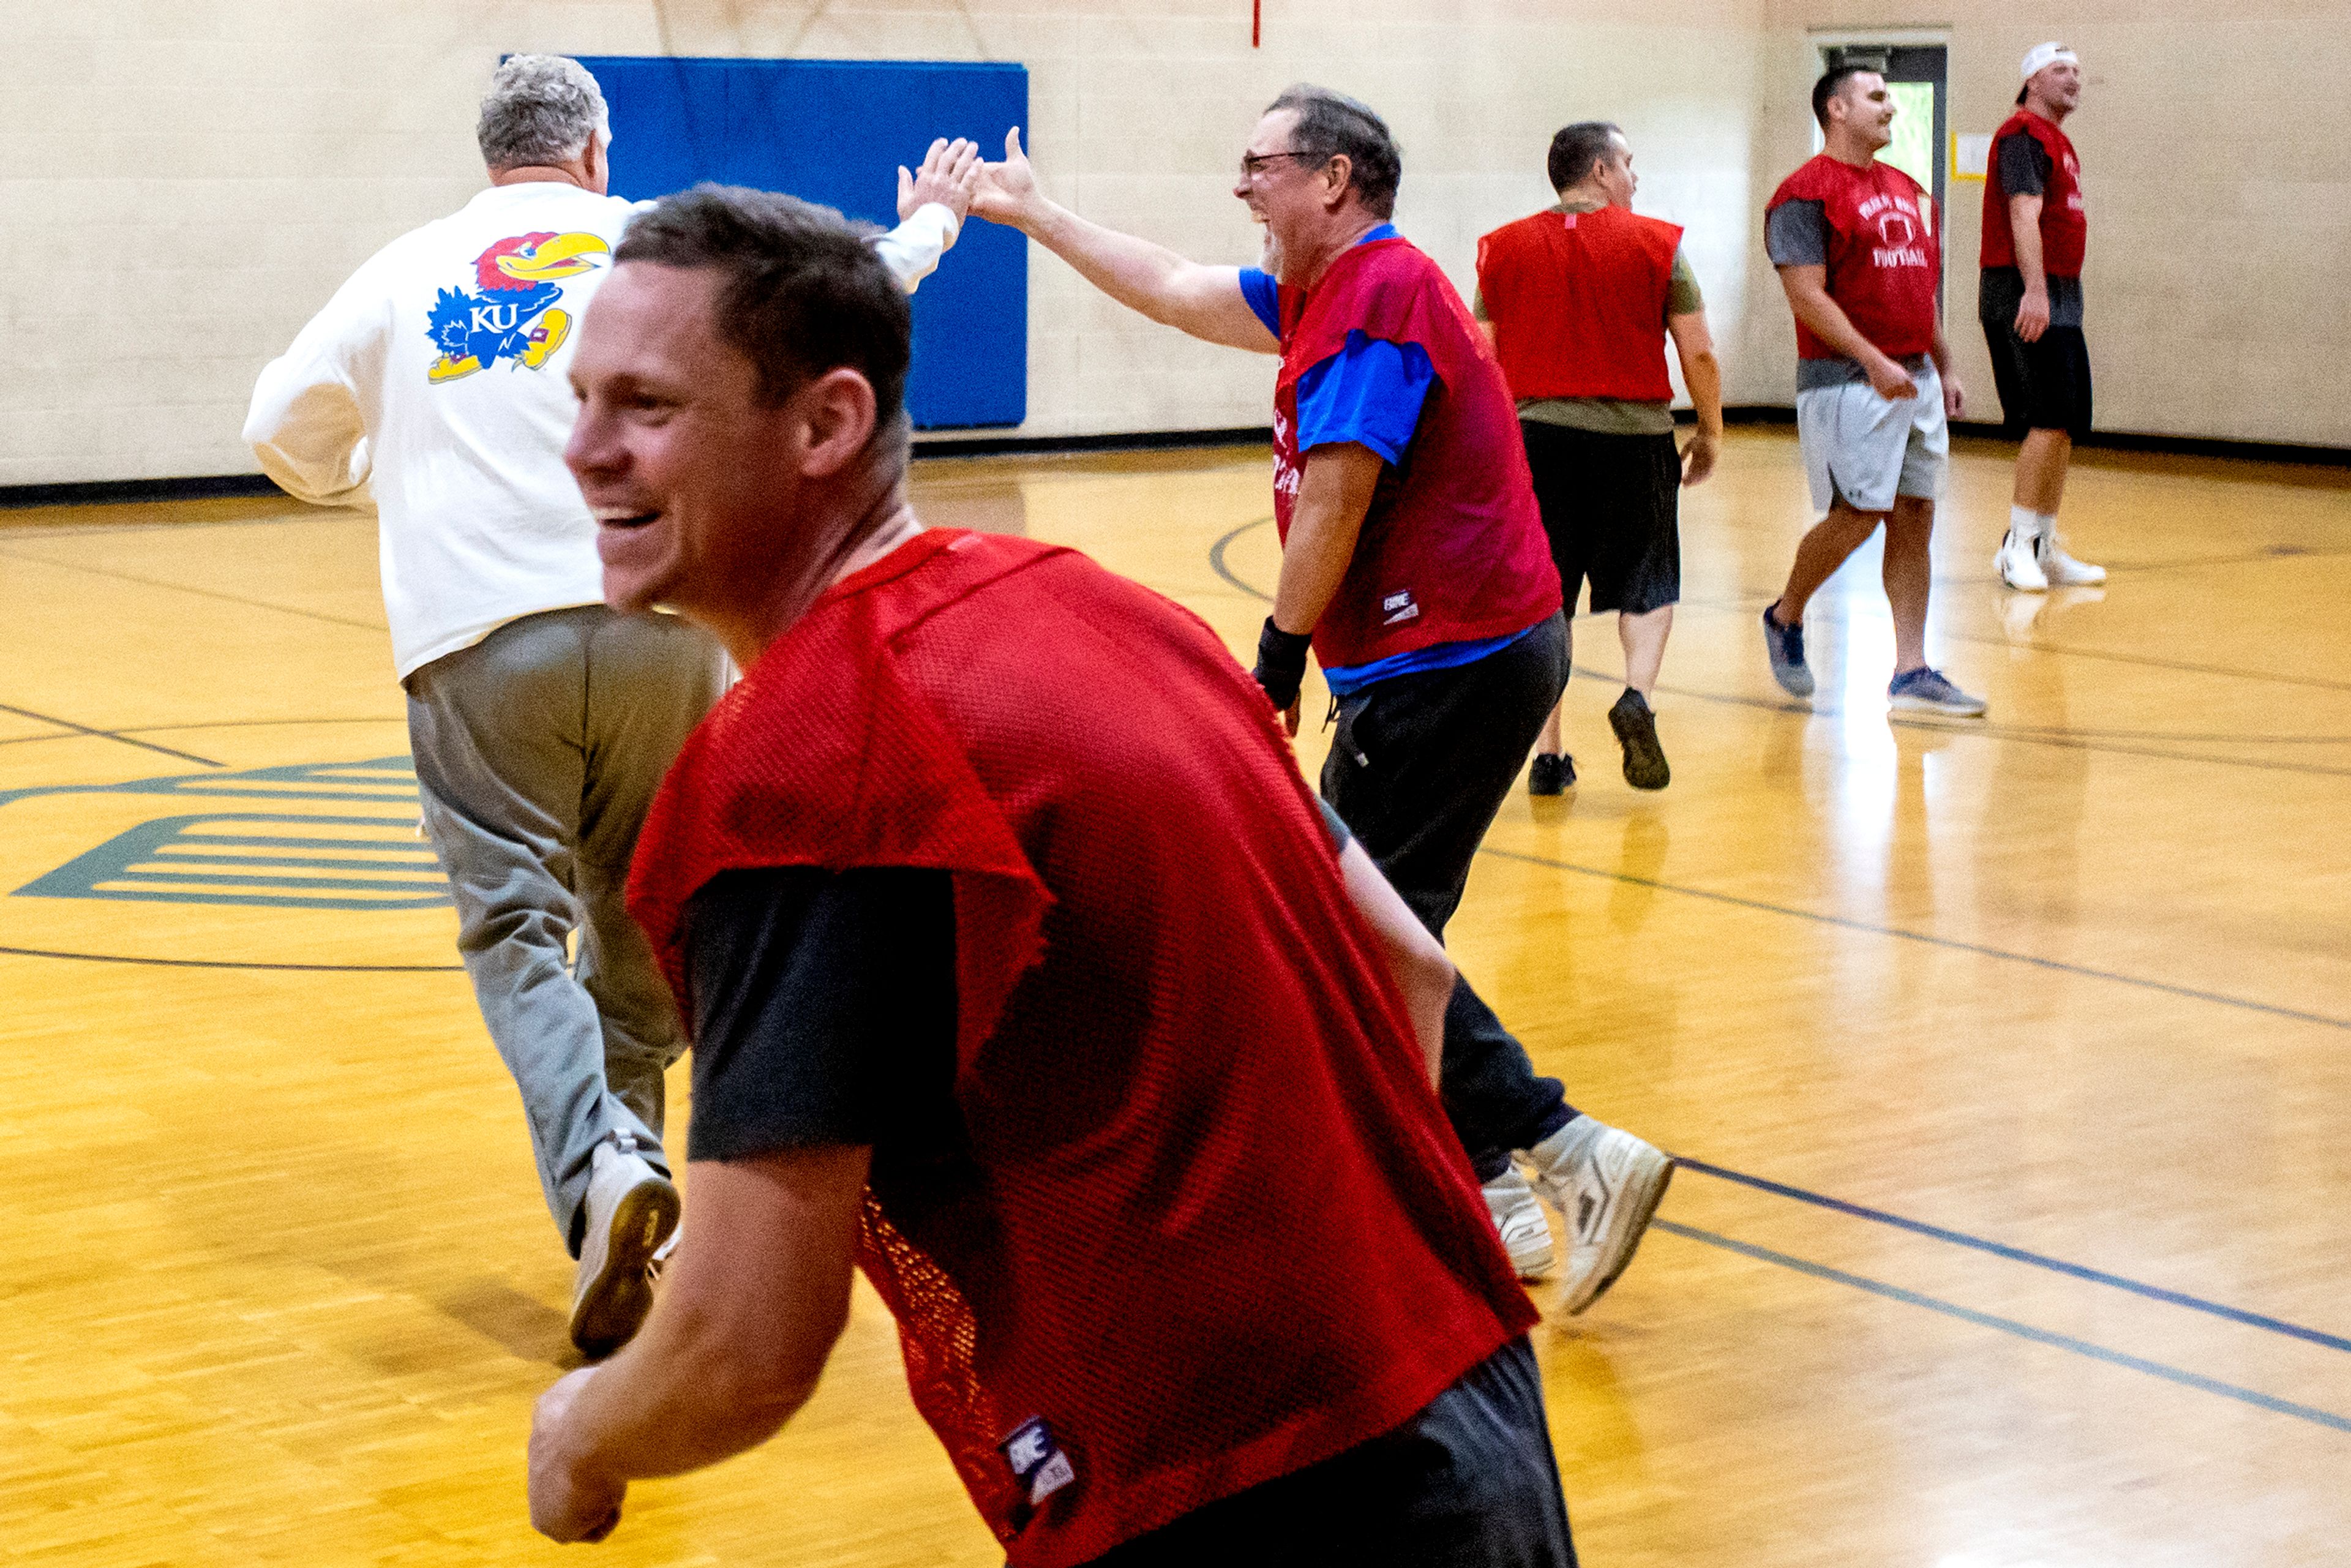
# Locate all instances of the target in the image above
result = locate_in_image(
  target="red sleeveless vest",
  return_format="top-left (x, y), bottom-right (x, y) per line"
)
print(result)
top-left (1766, 154), bottom-right (1941, 360)
top-left (628, 530), bottom-right (1536, 1568)
top-left (1475, 204), bottom-right (1682, 402)
top-left (1271, 236), bottom-right (1561, 670)
top-left (1981, 110), bottom-right (2086, 276)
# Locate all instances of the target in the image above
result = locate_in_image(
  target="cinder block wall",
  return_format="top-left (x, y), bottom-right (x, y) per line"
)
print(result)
top-left (1758, 0), bottom-right (2351, 448)
top-left (4, 0), bottom-right (2339, 487)
top-left (0, 0), bottom-right (1771, 485)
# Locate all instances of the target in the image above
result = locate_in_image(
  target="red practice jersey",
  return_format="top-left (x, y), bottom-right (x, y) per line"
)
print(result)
top-left (1476, 203), bottom-right (1683, 403)
top-left (1270, 236), bottom-right (1561, 670)
top-left (1981, 110), bottom-right (2086, 277)
top-left (629, 528), bottom-right (1536, 1568)
top-left (1767, 154), bottom-right (1941, 360)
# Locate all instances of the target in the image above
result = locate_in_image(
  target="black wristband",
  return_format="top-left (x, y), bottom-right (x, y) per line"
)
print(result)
top-left (1252, 617), bottom-right (1312, 711)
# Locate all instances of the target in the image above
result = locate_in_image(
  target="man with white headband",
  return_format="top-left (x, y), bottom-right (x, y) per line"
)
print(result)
top-left (1984, 42), bottom-right (2104, 591)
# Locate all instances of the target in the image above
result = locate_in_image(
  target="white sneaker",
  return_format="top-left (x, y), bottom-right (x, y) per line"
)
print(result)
top-left (1483, 1166), bottom-right (1556, 1280)
top-left (571, 1133), bottom-right (680, 1359)
top-left (1524, 1117), bottom-right (1674, 1315)
top-left (1995, 530), bottom-right (2049, 591)
top-left (2037, 533), bottom-right (2106, 587)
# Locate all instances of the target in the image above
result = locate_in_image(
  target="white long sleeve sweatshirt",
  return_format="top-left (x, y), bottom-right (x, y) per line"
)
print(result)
top-left (244, 181), bottom-right (958, 679)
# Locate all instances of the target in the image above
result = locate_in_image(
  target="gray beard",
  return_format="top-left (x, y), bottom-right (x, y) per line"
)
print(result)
top-left (1259, 228), bottom-right (1288, 283)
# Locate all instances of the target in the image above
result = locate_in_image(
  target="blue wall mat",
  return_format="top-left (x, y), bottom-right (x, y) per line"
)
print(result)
top-left (575, 57), bottom-right (1027, 430)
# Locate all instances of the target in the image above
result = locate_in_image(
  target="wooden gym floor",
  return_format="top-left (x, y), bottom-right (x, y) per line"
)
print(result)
top-left (4, 427), bottom-right (2347, 1566)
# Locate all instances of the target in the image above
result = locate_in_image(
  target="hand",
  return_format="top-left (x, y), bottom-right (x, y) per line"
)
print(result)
top-left (2013, 288), bottom-right (2050, 344)
top-left (1281, 699), bottom-right (1302, 738)
top-left (1941, 370), bottom-right (1965, 419)
top-left (1679, 430), bottom-right (1720, 487)
top-left (530, 1368), bottom-right (626, 1544)
top-left (898, 137), bottom-right (981, 225)
top-left (1252, 617), bottom-right (1312, 732)
top-left (1865, 353), bottom-right (1919, 403)
top-left (970, 127), bottom-right (1044, 230)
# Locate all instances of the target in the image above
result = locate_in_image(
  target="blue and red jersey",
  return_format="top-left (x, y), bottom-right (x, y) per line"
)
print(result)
top-left (1242, 230), bottom-right (1560, 680)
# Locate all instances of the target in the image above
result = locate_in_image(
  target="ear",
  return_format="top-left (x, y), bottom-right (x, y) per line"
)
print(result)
top-left (1321, 151), bottom-right (1355, 212)
top-left (794, 367), bottom-right (880, 479)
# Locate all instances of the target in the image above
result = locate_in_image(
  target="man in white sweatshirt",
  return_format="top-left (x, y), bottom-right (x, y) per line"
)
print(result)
top-left (245, 54), bottom-right (978, 1359)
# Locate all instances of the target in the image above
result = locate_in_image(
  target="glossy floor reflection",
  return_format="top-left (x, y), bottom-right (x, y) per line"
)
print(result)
top-left (4, 429), bottom-right (2347, 1566)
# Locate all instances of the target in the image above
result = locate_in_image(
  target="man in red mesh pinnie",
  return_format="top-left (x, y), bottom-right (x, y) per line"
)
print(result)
top-left (523, 185), bottom-right (1579, 1567)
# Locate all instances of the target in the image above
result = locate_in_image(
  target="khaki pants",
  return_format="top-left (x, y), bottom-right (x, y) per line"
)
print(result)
top-left (406, 605), bottom-right (726, 1254)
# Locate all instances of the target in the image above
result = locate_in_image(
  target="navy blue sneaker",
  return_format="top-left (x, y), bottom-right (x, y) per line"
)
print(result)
top-left (1761, 602), bottom-right (1813, 697)
top-left (1528, 753), bottom-right (1575, 795)
top-left (1888, 666), bottom-right (1987, 717)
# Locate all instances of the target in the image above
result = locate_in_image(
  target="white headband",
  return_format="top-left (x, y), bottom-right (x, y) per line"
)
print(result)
top-left (2020, 42), bottom-right (2079, 81)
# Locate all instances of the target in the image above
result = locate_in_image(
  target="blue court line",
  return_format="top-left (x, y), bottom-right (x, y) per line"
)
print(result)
top-left (1649, 1219), bottom-right (2351, 1438)
top-left (1671, 1158), bottom-right (2351, 1356)
top-left (1473, 844), bottom-right (2350, 1033)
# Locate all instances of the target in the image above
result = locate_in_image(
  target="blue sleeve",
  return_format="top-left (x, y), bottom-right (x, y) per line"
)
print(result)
top-left (1238, 268), bottom-right (1282, 337)
top-left (1294, 331), bottom-right (1437, 465)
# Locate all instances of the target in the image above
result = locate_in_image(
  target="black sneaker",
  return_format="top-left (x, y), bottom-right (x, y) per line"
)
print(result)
top-left (1608, 689), bottom-right (1670, 790)
top-left (1528, 752), bottom-right (1575, 795)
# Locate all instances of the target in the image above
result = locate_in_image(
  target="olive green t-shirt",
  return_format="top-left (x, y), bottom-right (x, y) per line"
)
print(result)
top-left (1472, 197), bottom-right (1703, 437)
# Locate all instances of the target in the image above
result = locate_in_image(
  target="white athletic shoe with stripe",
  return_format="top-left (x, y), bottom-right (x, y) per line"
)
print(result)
top-left (1524, 1117), bottom-right (1674, 1315)
top-left (1482, 1166), bottom-right (1557, 1281)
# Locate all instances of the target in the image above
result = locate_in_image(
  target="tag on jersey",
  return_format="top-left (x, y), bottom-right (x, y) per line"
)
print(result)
top-left (1382, 588), bottom-right (1422, 626)
top-left (1002, 1417), bottom-right (1076, 1507)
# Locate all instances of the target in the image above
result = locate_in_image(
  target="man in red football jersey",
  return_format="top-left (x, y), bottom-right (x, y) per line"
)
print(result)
top-left (1760, 64), bottom-right (1986, 718)
top-left (523, 186), bottom-right (1578, 1567)
top-left (1985, 42), bottom-right (2104, 592)
top-left (968, 87), bottom-right (1672, 1311)
top-left (1475, 120), bottom-right (1725, 793)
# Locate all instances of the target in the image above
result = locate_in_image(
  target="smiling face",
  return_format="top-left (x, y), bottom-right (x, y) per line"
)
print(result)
top-left (2028, 58), bottom-right (2083, 118)
top-left (563, 261), bottom-right (804, 623)
top-left (1233, 107), bottom-right (1340, 283)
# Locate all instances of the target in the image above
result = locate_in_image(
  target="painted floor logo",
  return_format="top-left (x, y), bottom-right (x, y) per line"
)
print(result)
top-left (4, 757), bottom-right (448, 912)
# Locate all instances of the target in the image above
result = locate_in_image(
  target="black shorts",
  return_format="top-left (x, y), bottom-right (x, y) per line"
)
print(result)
top-left (1517, 421), bottom-right (1680, 616)
top-left (1981, 318), bottom-right (2094, 439)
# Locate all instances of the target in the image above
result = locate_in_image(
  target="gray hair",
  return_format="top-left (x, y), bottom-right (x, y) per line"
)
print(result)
top-left (477, 54), bottom-right (611, 171)
top-left (1266, 84), bottom-right (1401, 219)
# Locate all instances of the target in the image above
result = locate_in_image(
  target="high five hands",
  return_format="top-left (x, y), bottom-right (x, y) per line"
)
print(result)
top-left (969, 128), bottom-right (1045, 230)
top-left (898, 137), bottom-right (984, 225)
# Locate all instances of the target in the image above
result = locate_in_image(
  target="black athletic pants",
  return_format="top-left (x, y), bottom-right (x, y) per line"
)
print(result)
top-left (1321, 612), bottom-right (1576, 1182)
top-left (1086, 1337), bottom-right (1577, 1567)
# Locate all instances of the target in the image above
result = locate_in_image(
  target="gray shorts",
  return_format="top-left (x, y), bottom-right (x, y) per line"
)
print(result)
top-left (1794, 359), bottom-right (1948, 515)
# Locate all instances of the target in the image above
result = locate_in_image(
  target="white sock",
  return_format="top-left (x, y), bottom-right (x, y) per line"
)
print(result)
top-left (2036, 512), bottom-right (2060, 544)
top-left (2008, 505), bottom-right (2045, 546)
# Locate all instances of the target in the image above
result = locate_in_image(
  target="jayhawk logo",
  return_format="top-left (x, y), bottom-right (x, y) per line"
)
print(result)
top-left (426, 231), bottom-right (610, 383)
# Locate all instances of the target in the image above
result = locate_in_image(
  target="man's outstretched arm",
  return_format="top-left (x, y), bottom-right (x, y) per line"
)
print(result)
top-left (970, 129), bottom-right (1278, 353)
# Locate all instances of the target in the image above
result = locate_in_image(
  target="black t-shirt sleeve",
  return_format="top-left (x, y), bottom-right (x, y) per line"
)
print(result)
top-left (1316, 796), bottom-right (1354, 854)
top-left (683, 865), bottom-right (958, 1162)
top-left (1765, 199), bottom-right (1829, 267)
top-left (1997, 131), bottom-right (2050, 197)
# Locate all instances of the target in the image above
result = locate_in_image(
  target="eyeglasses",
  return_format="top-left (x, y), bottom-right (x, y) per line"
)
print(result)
top-left (1239, 150), bottom-right (1328, 182)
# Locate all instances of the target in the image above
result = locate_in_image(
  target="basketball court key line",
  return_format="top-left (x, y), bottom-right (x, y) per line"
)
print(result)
top-left (1473, 844), bottom-right (2351, 1033)
top-left (1649, 1220), bottom-right (2351, 1438)
top-left (1671, 1158), bottom-right (2351, 1356)
top-left (0, 700), bottom-right (224, 768)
